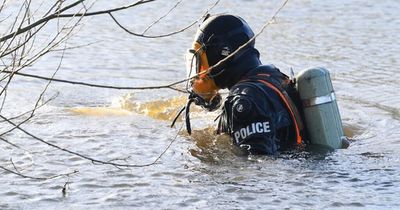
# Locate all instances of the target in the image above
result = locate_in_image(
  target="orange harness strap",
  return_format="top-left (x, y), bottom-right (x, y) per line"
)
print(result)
top-left (257, 79), bottom-right (303, 145)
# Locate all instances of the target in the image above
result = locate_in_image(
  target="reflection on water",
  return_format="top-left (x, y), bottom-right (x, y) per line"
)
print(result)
top-left (69, 94), bottom-right (188, 120)
top-left (69, 93), bottom-right (366, 165)
top-left (187, 127), bottom-right (246, 164)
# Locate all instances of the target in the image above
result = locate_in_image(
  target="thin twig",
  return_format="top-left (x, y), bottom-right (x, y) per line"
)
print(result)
top-left (1, 70), bottom-right (186, 92)
top-left (109, 12), bottom-right (196, 39)
top-left (109, 0), bottom-right (220, 39)
top-left (0, 114), bottom-right (184, 168)
top-left (30, 43), bottom-right (66, 116)
top-left (0, 0), bottom-right (156, 42)
top-left (0, 0), bottom-right (31, 52)
top-left (0, 0), bottom-right (7, 14)
top-left (101, 0), bottom-right (288, 90)
top-left (0, 92), bottom-right (58, 123)
top-left (0, 13), bottom-right (86, 136)
top-left (10, 158), bottom-right (21, 173)
top-left (62, 177), bottom-right (70, 196)
top-left (142, 0), bottom-right (183, 35)
top-left (0, 136), bottom-right (21, 149)
top-left (48, 41), bottom-right (101, 52)
top-left (0, 165), bottom-right (79, 180)
top-left (57, 0), bottom-right (156, 17)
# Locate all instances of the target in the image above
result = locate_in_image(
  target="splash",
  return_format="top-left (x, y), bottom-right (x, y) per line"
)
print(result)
top-left (69, 93), bottom-right (192, 120)
top-left (68, 93), bottom-right (242, 163)
top-left (69, 107), bottom-right (132, 116)
top-left (117, 93), bottom-right (189, 121)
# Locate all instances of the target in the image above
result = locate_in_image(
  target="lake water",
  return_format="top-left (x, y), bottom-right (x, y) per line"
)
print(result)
top-left (1, 0), bottom-right (399, 209)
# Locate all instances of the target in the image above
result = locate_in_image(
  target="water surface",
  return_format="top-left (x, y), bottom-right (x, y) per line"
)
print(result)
top-left (0, 0), bottom-right (399, 209)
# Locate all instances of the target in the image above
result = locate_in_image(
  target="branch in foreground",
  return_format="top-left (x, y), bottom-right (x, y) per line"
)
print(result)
top-left (142, 0), bottom-right (183, 35)
top-left (109, 0), bottom-right (220, 38)
top-left (0, 92), bottom-right (58, 124)
top-left (0, 165), bottom-right (78, 180)
top-left (109, 12), bottom-right (197, 39)
top-left (0, 0), bottom-right (157, 42)
top-left (0, 115), bottom-right (183, 168)
top-left (1, 70), bottom-right (186, 92)
top-left (0, 136), bottom-right (21, 149)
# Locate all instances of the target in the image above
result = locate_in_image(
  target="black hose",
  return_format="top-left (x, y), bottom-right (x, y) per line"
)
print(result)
top-left (185, 98), bottom-right (195, 135)
top-left (170, 106), bottom-right (185, 128)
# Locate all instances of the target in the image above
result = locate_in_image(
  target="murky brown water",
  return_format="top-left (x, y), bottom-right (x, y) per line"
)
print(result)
top-left (1, 0), bottom-right (399, 209)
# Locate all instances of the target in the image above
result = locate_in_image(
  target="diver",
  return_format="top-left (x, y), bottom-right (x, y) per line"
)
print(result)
top-left (176, 14), bottom-right (307, 155)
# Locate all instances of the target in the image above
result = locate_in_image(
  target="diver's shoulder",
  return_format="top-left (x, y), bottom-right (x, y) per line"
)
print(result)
top-left (229, 79), bottom-right (269, 98)
top-left (251, 64), bottom-right (281, 75)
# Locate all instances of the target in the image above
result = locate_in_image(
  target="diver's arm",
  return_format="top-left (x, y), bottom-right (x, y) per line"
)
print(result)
top-left (227, 94), bottom-right (280, 155)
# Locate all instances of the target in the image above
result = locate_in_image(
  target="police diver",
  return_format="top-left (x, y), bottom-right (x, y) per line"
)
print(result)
top-left (171, 14), bottom-right (308, 155)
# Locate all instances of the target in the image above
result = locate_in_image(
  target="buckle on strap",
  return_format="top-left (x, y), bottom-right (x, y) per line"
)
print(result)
top-left (302, 92), bottom-right (336, 107)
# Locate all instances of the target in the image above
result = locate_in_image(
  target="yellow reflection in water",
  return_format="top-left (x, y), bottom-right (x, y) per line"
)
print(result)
top-left (120, 95), bottom-right (188, 121)
top-left (184, 127), bottom-right (244, 163)
top-left (69, 94), bottom-right (236, 162)
top-left (69, 94), bottom-right (189, 120)
top-left (69, 107), bottom-right (132, 116)
top-left (69, 94), bottom-right (362, 161)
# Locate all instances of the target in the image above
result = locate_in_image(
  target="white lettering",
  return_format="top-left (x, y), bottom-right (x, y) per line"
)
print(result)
top-left (246, 126), bottom-right (253, 136)
top-left (263, 122), bottom-right (271, 132)
top-left (232, 121), bottom-right (271, 143)
top-left (240, 128), bottom-right (246, 139)
top-left (256, 122), bottom-right (263, 133)
top-left (234, 132), bottom-right (241, 142)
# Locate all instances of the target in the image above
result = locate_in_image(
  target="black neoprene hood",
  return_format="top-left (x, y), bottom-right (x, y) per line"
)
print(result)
top-left (194, 14), bottom-right (255, 67)
top-left (193, 14), bottom-right (260, 89)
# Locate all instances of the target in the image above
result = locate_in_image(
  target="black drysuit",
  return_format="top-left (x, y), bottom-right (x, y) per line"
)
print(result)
top-left (214, 50), bottom-right (300, 155)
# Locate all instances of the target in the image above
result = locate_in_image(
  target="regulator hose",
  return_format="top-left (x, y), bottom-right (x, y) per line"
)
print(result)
top-left (171, 93), bottom-right (197, 135)
top-left (171, 92), bottom-right (221, 135)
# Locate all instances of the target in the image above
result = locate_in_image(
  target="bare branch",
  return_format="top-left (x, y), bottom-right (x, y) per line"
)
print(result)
top-left (0, 0), bottom-right (7, 14)
top-left (2, 2), bottom-right (88, 77)
top-left (0, 0), bottom-right (157, 42)
top-left (0, 0), bottom-right (31, 51)
top-left (109, 0), bottom-right (220, 38)
top-left (109, 12), bottom-right (197, 39)
top-left (0, 114), bottom-right (183, 168)
top-left (10, 158), bottom-right (21, 173)
top-left (0, 136), bottom-right (21, 149)
top-left (0, 12), bottom-right (87, 135)
top-left (30, 43), bottom-right (66, 116)
top-left (0, 92), bottom-right (58, 124)
top-left (0, 22), bottom-right (46, 58)
top-left (142, 0), bottom-right (183, 35)
top-left (1, 70), bottom-right (186, 92)
top-left (48, 40), bottom-right (101, 52)
top-left (0, 165), bottom-right (79, 180)
top-left (57, 0), bottom-right (156, 17)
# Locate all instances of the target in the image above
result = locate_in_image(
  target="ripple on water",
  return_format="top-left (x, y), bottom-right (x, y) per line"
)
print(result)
top-left (329, 202), bottom-right (365, 208)
top-left (1, 0), bottom-right (400, 209)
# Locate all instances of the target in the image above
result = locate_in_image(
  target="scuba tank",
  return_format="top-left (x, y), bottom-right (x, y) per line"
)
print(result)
top-left (296, 67), bottom-right (347, 150)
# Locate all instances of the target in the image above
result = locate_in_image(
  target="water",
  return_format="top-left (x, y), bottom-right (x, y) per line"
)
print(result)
top-left (1, 0), bottom-right (399, 209)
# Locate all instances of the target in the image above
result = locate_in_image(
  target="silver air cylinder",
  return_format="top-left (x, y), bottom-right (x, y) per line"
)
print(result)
top-left (296, 67), bottom-right (345, 150)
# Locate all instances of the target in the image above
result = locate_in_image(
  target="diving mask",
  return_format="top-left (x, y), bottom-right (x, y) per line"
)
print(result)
top-left (185, 42), bottom-right (219, 101)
